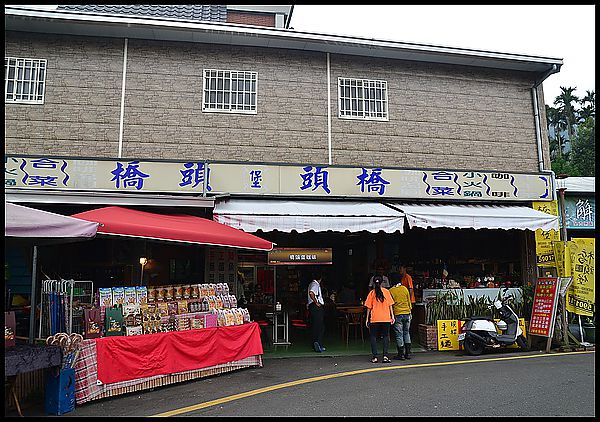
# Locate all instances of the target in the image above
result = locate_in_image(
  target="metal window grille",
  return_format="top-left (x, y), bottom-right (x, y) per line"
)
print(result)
top-left (202, 69), bottom-right (257, 114)
top-left (4, 57), bottom-right (47, 104)
top-left (338, 77), bottom-right (388, 121)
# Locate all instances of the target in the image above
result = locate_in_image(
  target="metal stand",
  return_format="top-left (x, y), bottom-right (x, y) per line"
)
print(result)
top-left (272, 310), bottom-right (291, 348)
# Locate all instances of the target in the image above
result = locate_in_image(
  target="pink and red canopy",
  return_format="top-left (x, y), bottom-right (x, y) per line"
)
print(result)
top-left (71, 206), bottom-right (273, 251)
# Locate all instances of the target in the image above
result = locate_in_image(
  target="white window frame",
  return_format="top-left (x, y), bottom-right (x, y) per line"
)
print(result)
top-left (5, 56), bottom-right (47, 105)
top-left (338, 77), bottom-right (389, 121)
top-left (202, 69), bottom-right (258, 114)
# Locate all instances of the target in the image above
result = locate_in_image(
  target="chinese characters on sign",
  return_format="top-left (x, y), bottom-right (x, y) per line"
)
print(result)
top-left (267, 248), bottom-right (333, 265)
top-left (565, 197), bottom-right (595, 229)
top-left (532, 201), bottom-right (560, 266)
top-left (565, 238), bottom-right (595, 316)
top-left (437, 319), bottom-right (463, 351)
top-left (529, 277), bottom-right (559, 337)
top-left (5, 155), bottom-right (555, 201)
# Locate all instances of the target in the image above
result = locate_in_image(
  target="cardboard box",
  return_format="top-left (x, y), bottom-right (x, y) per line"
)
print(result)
top-left (124, 287), bottom-right (137, 305)
top-left (125, 326), bottom-right (143, 336)
top-left (136, 286), bottom-right (148, 305)
top-left (111, 287), bottom-right (125, 306)
top-left (99, 288), bottom-right (113, 307)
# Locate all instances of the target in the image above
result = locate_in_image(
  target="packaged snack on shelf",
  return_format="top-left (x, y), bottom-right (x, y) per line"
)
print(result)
top-left (84, 308), bottom-right (102, 339)
top-left (105, 306), bottom-right (124, 336)
top-left (156, 286), bottom-right (166, 302)
top-left (125, 326), bottom-right (143, 336)
top-left (229, 295), bottom-right (237, 308)
top-left (122, 304), bottom-right (141, 327)
top-left (157, 302), bottom-right (169, 318)
top-left (165, 285), bottom-right (174, 301)
top-left (167, 301), bottom-right (178, 316)
top-left (215, 283), bottom-right (223, 296)
top-left (225, 309), bottom-right (235, 326)
top-left (175, 285), bottom-right (184, 300)
top-left (222, 295), bottom-right (230, 309)
top-left (242, 308), bottom-right (251, 323)
top-left (208, 283), bottom-right (216, 296)
top-left (175, 316), bottom-right (191, 331)
top-left (223, 283), bottom-right (230, 296)
top-left (200, 284), bottom-right (208, 297)
top-left (215, 295), bottom-right (223, 309)
top-left (124, 287), bottom-right (137, 305)
top-left (191, 284), bottom-right (199, 299)
top-left (190, 316), bottom-right (204, 330)
top-left (235, 308), bottom-right (244, 325)
top-left (202, 296), bottom-right (210, 312)
top-left (99, 288), bottom-right (113, 307)
top-left (216, 310), bottom-right (225, 327)
top-left (111, 287), bottom-right (125, 306)
top-left (182, 285), bottom-right (191, 299)
top-left (136, 286), bottom-right (148, 305)
top-left (207, 296), bottom-right (216, 311)
top-left (177, 300), bottom-right (188, 314)
top-left (204, 313), bottom-right (217, 328)
top-left (147, 287), bottom-right (157, 303)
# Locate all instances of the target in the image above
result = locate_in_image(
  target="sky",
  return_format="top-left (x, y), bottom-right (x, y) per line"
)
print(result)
top-left (289, 5), bottom-right (595, 104)
top-left (8, 4), bottom-right (595, 104)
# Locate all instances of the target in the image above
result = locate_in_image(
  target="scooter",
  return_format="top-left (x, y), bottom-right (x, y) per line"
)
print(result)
top-left (458, 289), bottom-right (529, 355)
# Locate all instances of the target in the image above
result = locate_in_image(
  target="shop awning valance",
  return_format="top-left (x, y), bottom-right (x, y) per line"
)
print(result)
top-left (213, 199), bottom-right (405, 233)
top-left (5, 202), bottom-right (98, 239)
top-left (71, 206), bottom-right (273, 251)
top-left (386, 203), bottom-right (559, 231)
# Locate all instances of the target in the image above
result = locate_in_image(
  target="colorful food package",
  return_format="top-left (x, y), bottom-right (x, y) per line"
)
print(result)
top-left (183, 285), bottom-right (191, 299)
top-left (242, 308), bottom-right (251, 323)
top-left (216, 310), bottom-right (225, 327)
top-left (200, 284), bottom-right (209, 297)
top-left (234, 309), bottom-right (244, 325)
top-left (165, 285), bottom-right (174, 301)
top-left (99, 288), bottom-right (113, 307)
top-left (177, 300), bottom-right (188, 314)
top-left (122, 304), bottom-right (141, 326)
top-left (157, 302), bottom-right (169, 318)
top-left (105, 306), bottom-right (124, 336)
top-left (191, 284), bottom-right (199, 299)
top-left (5, 311), bottom-right (16, 347)
top-left (207, 296), bottom-right (216, 311)
top-left (225, 310), bottom-right (235, 326)
top-left (156, 286), bottom-right (166, 302)
top-left (202, 296), bottom-right (210, 312)
top-left (124, 287), bottom-right (138, 305)
top-left (208, 283), bottom-right (216, 296)
top-left (222, 295), bottom-right (230, 309)
top-left (175, 285), bottom-right (184, 300)
top-left (229, 295), bottom-right (238, 308)
top-left (175, 316), bottom-right (191, 331)
top-left (111, 287), bottom-right (125, 306)
top-left (161, 316), bottom-right (175, 332)
top-left (223, 283), bottom-right (230, 296)
top-left (215, 283), bottom-right (223, 296)
top-left (215, 295), bottom-right (223, 310)
top-left (204, 313), bottom-right (218, 328)
top-left (84, 308), bottom-right (102, 339)
top-left (136, 286), bottom-right (148, 305)
top-left (147, 287), bottom-right (157, 303)
top-left (191, 316), bottom-right (204, 330)
top-left (125, 326), bottom-right (143, 336)
top-left (167, 301), bottom-right (178, 316)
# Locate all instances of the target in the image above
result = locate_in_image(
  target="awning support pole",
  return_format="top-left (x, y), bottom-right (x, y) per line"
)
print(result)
top-left (29, 246), bottom-right (38, 344)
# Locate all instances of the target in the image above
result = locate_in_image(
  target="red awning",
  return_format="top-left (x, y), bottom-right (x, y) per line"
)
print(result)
top-left (71, 206), bottom-right (273, 251)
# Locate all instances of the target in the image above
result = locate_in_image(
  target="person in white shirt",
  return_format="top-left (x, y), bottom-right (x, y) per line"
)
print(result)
top-left (307, 271), bottom-right (326, 352)
top-left (368, 266), bottom-right (390, 289)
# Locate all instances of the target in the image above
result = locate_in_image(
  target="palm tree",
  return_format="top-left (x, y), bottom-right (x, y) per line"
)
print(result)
top-left (553, 86), bottom-right (580, 141)
top-left (579, 90), bottom-right (595, 121)
top-left (546, 105), bottom-right (566, 158)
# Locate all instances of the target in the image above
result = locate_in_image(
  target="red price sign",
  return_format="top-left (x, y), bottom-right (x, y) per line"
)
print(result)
top-left (529, 277), bottom-right (559, 337)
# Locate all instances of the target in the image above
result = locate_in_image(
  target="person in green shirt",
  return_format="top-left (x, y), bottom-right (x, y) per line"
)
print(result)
top-left (389, 274), bottom-right (413, 360)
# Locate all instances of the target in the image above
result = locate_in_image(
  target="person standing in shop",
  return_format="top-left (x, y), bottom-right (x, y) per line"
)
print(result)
top-left (368, 266), bottom-right (390, 289)
top-left (307, 271), bottom-right (326, 353)
top-left (399, 264), bottom-right (416, 304)
top-left (389, 276), bottom-right (413, 360)
top-left (364, 276), bottom-right (395, 363)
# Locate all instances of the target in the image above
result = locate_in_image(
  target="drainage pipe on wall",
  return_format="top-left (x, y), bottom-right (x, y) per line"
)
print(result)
top-left (326, 52), bottom-right (332, 165)
top-left (531, 64), bottom-right (560, 172)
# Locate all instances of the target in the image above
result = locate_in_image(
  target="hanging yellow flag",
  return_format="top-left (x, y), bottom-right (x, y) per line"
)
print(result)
top-left (565, 238), bottom-right (595, 316)
top-left (532, 201), bottom-right (560, 266)
top-left (552, 240), bottom-right (572, 278)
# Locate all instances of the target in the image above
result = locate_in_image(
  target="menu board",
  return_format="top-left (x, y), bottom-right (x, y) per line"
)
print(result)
top-left (529, 277), bottom-right (559, 337)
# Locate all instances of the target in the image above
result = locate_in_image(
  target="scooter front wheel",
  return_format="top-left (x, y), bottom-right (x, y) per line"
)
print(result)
top-left (516, 335), bottom-right (529, 351)
top-left (464, 337), bottom-right (484, 355)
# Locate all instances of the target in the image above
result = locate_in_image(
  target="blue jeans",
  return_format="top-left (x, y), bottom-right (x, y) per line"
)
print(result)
top-left (393, 314), bottom-right (411, 347)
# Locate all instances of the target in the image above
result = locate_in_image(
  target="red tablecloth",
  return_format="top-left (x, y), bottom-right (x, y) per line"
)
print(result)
top-left (96, 322), bottom-right (263, 384)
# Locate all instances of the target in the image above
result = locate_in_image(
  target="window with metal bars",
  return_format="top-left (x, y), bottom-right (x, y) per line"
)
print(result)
top-left (338, 77), bottom-right (388, 121)
top-left (5, 57), bottom-right (47, 104)
top-left (202, 69), bottom-right (257, 114)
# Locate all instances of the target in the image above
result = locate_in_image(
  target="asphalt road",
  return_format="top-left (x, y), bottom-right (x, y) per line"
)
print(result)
top-left (62, 349), bottom-right (594, 417)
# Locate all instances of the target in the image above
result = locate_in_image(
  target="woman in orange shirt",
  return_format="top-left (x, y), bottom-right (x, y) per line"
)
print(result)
top-left (364, 276), bottom-right (395, 363)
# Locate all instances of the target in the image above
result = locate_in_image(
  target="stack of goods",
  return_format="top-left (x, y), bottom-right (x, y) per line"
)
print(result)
top-left (123, 304), bottom-right (143, 336)
top-left (141, 303), bottom-right (162, 335)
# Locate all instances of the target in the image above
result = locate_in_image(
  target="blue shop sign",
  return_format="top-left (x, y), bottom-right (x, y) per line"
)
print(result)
top-left (563, 196), bottom-right (595, 229)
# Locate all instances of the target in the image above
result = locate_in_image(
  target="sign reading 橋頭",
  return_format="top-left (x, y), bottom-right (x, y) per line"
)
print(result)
top-left (5, 156), bottom-right (555, 201)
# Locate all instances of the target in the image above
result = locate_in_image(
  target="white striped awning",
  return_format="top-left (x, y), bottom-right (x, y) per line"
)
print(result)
top-left (213, 199), bottom-right (405, 233)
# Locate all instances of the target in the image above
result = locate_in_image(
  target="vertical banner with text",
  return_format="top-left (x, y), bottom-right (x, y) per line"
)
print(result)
top-left (529, 277), bottom-right (559, 337)
top-left (566, 238), bottom-right (595, 316)
top-left (532, 201), bottom-right (560, 267)
top-left (552, 241), bottom-right (572, 278)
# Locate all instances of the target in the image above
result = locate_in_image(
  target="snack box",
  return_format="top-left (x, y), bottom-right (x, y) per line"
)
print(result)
top-left (125, 326), bottom-right (143, 336)
top-left (177, 300), bottom-right (188, 314)
top-left (157, 302), bottom-right (169, 318)
top-left (204, 313), bottom-right (218, 328)
top-left (167, 302), bottom-right (178, 316)
top-left (111, 287), bottom-right (125, 306)
top-left (147, 287), bottom-right (157, 303)
top-left (99, 288), bottom-right (113, 307)
top-left (175, 285), bottom-right (184, 300)
top-left (165, 286), bottom-right (174, 301)
top-left (156, 286), bottom-right (166, 302)
top-left (183, 285), bottom-right (191, 299)
top-left (124, 287), bottom-right (137, 305)
top-left (136, 286), bottom-right (148, 305)
top-left (191, 317), bottom-right (204, 330)
top-left (191, 284), bottom-right (199, 299)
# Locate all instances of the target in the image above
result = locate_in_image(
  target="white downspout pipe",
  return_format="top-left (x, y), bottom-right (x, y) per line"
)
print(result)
top-left (531, 64), bottom-right (560, 172)
top-left (326, 52), bottom-right (332, 165)
top-left (118, 38), bottom-right (128, 158)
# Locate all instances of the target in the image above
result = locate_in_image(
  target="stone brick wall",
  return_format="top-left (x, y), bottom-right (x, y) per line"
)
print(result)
top-left (4, 31), bottom-right (549, 173)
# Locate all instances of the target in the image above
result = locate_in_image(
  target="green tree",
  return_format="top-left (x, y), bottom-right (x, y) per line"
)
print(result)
top-left (546, 105), bottom-right (567, 159)
top-left (570, 117), bottom-right (595, 176)
top-left (579, 90), bottom-right (595, 121)
top-left (554, 86), bottom-right (580, 141)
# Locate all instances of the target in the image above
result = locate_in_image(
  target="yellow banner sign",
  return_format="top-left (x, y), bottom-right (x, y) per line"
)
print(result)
top-left (532, 201), bottom-right (560, 266)
top-left (566, 238), bottom-right (595, 316)
top-left (552, 241), bottom-right (572, 278)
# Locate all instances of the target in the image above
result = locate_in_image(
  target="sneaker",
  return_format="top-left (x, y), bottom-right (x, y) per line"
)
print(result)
top-left (313, 342), bottom-right (322, 352)
top-left (320, 345), bottom-right (326, 352)
top-left (393, 354), bottom-right (405, 360)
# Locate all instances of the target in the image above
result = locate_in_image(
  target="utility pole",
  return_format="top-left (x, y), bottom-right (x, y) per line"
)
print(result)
top-left (556, 174), bottom-right (570, 347)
